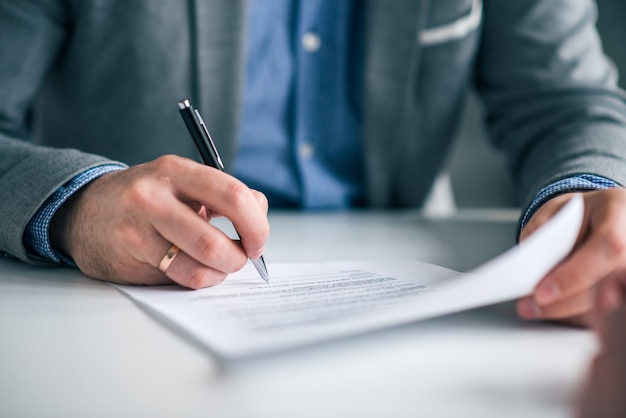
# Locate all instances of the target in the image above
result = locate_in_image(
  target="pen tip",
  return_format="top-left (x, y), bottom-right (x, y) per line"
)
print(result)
top-left (251, 257), bottom-right (269, 283)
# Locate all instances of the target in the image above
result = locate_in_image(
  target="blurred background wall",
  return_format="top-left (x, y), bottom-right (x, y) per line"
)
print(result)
top-left (446, 0), bottom-right (626, 208)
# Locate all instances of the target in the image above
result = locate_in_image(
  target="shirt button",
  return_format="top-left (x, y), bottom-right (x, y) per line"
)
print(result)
top-left (300, 143), bottom-right (315, 159)
top-left (302, 32), bottom-right (321, 52)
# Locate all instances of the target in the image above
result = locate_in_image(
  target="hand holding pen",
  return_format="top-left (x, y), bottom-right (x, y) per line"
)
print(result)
top-left (178, 99), bottom-right (269, 283)
top-left (49, 109), bottom-right (269, 289)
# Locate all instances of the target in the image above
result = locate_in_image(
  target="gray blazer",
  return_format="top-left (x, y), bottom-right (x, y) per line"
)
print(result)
top-left (1, 0), bottom-right (626, 262)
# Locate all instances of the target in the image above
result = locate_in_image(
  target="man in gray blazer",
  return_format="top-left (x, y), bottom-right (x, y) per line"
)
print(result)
top-left (1, 0), bottom-right (626, 326)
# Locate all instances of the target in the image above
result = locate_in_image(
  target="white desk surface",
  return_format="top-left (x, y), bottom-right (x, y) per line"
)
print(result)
top-left (0, 209), bottom-right (596, 418)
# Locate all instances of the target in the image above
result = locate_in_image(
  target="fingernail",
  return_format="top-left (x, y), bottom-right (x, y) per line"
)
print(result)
top-left (536, 281), bottom-right (560, 304)
top-left (519, 299), bottom-right (541, 319)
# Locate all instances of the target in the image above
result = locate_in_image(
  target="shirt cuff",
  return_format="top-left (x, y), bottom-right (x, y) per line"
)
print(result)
top-left (520, 174), bottom-right (620, 231)
top-left (24, 164), bottom-right (126, 264)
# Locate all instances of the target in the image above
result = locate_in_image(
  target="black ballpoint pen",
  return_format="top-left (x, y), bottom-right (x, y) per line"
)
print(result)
top-left (177, 99), bottom-right (269, 283)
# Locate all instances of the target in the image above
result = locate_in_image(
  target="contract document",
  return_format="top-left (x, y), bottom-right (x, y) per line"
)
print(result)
top-left (114, 196), bottom-right (583, 359)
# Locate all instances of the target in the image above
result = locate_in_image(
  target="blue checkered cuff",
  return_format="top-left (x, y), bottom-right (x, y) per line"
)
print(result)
top-left (520, 174), bottom-right (620, 230)
top-left (24, 164), bottom-right (126, 264)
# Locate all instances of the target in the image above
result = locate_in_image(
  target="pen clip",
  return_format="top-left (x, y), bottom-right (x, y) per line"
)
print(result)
top-left (194, 109), bottom-right (224, 170)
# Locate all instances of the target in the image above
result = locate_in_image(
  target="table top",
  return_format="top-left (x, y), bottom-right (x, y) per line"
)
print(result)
top-left (0, 209), bottom-right (596, 418)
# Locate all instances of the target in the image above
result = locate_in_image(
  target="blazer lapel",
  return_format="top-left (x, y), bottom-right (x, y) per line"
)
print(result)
top-left (362, 0), bottom-right (430, 206)
top-left (190, 0), bottom-right (247, 168)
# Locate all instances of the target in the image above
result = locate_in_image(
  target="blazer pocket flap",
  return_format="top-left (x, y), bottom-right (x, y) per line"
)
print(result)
top-left (419, 0), bottom-right (483, 46)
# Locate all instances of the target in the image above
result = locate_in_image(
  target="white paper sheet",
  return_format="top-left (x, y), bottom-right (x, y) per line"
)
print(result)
top-left (113, 196), bottom-right (583, 358)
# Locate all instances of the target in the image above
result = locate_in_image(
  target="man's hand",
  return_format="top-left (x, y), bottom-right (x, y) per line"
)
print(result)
top-left (517, 188), bottom-right (626, 326)
top-left (49, 155), bottom-right (269, 289)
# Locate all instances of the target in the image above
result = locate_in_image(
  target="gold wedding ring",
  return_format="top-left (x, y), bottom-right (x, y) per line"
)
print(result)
top-left (158, 244), bottom-right (180, 273)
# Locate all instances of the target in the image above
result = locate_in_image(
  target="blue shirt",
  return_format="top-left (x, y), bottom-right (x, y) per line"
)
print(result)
top-left (234, 0), bottom-right (366, 209)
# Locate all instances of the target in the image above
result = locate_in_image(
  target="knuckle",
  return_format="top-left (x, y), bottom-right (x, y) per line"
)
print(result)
top-left (186, 268), bottom-right (226, 289)
top-left (185, 269), bottom-right (209, 289)
top-left (120, 179), bottom-right (157, 210)
top-left (187, 269), bottom-right (206, 289)
top-left (224, 180), bottom-right (253, 209)
top-left (195, 233), bottom-right (224, 262)
top-left (152, 154), bottom-right (183, 172)
top-left (602, 229), bottom-right (626, 259)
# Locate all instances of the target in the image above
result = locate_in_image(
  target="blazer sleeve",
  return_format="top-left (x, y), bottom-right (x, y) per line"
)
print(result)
top-left (475, 0), bottom-right (626, 211)
top-left (0, 1), bottom-right (116, 262)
